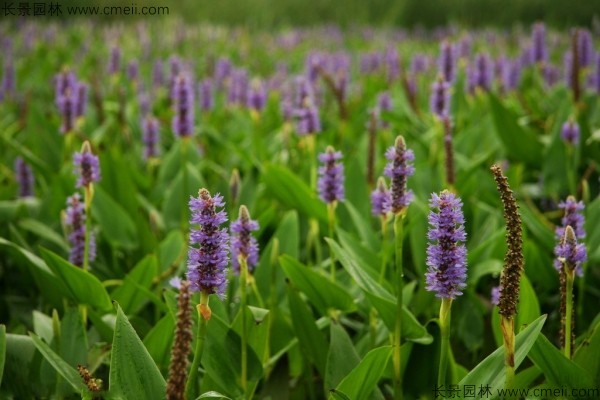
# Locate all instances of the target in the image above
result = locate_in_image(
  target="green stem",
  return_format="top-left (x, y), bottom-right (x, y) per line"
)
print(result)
top-left (564, 269), bottom-right (574, 359)
top-left (239, 256), bottom-right (249, 398)
top-left (379, 215), bottom-right (389, 284)
top-left (501, 316), bottom-right (515, 391)
top-left (185, 292), bottom-right (209, 400)
top-left (393, 212), bottom-right (405, 400)
top-left (265, 239), bottom-right (280, 380)
top-left (83, 185), bottom-right (93, 272)
top-left (438, 298), bottom-right (452, 388)
top-left (566, 145), bottom-right (576, 195)
top-left (327, 202), bottom-right (337, 282)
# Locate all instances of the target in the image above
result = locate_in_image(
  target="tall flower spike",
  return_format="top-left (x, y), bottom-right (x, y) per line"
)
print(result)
top-left (172, 74), bottom-right (195, 138)
top-left (73, 141), bottom-right (101, 188)
top-left (186, 189), bottom-right (229, 298)
top-left (371, 177), bottom-right (391, 216)
top-left (14, 156), bottom-right (34, 198)
top-left (384, 136), bottom-right (415, 214)
top-left (438, 40), bottom-right (456, 82)
top-left (430, 76), bottom-right (451, 118)
top-left (231, 205), bottom-right (260, 274)
top-left (557, 226), bottom-right (587, 273)
top-left (425, 191), bottom-right (467, 299)
top-left (166, 280), bottom-right (193, 400)
top-left (142, 116), bottom-right (160, 160)
top-left (490, 164), bottom-right (524, 318)
top-left (64, 193), bottom-right (96, 267)
top-left (555, 196), bottom-right (586, 240)
top-left (317, 146), bottom-right (345, 204)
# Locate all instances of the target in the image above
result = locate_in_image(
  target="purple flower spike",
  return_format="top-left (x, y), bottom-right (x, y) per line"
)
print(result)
top-left (467, 53), bottom-right (493, 93)
top-left (107, 46), bottom-right (121, 75)
top-left (295, 100), bottom-right (321, 136)
top-left (127, 60), bottom-right (139, 81)
top-left (430, 77), bottom-right (451, 118)
top-left (198, 79), bottom-right (214, 112)
top-left (75, 82), bottom-right (88, 118)
top-left (152, 59), bottom-right (164, 89)
top-left (491, 286), bottom-right (500, 306)
top-left (58, 89), bottom-right (76, 134)
top-left (371, 177), bottom-right (390, 216)
top-left (246, 79), bottom-right (267, 112)
top-left (64, 193), bottom-right (96, 267)
top-left (530, 23), bottom-right (548, 63)
top-left (73, 141), bottom-right (101, 188)
top-left (556, 226), bottom-right (587, 275)
top-left (172, 74), bottom-right (195, 138)
top-left (14, 157), bottom-right (34, 198)
top-left (560, 120), bottom-right (580, 145)
top-left (589, 54), bottom-right (600, 94)
top-left (186, 189), bottom-right (229, 297)
top-left (438, 40), bottom-right (456, 82)
top-left (230, 205), bottom-right (260, 274)
top-left (425, 190), bottom-right (468, 299)
top-left (577, 29), bottom-right (593, 68)
top-left (317, 146), bottom-right (345, 204)
top-left (377, 91), bottom-right (392, 128)
top-left (554, 196), bottom-right (586, 276)
top-left (142, 116), bottom-right (160, 160)
top-left (384, 136), bottom-right (414, 214)
top-left (2, 57), bottom-right (15, 98)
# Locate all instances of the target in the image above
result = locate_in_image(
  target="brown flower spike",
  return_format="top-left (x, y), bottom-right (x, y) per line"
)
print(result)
top-left (491, 164), bottom-right (524, 319)
top-left (166, 280), bottom-right (194, 400)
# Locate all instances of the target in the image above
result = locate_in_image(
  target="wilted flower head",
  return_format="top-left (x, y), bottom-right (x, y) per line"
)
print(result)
top-left (430, 77), bottom-right (451, 118)
top-left (73, 141), bottom-right (101, 188)
top-left (186, 189), bottom-right (229, 297)
top-left (14, 157), bottom-right (34, 198)
top-left (561, 120), bottom-right (580, 145)
top-left (425, 191), bottom-right (467, 299)
top-left (371, 177), bottom-right (391, 217)
top-left (384, 136), bottom-right (415, 214)
top-left (64, 193), bottom-right (96, 267)
top-left (171, 74), bottom-right (195, 138)
top-left (317, 146), bottom-right (345, 204)
top-left (230, 205), bottom-right (260, 274)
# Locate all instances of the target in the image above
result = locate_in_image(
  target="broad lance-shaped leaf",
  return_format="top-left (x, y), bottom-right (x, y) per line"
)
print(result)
top-left (459, 314), bottom-right (546, 399)
top-left (329, 346), bottom-right (392, 400)
top-left (109, 303), bottom-right (166, 400)
top-left (29, 333), bottom-right (87, 394)
top-left (111, 255), bottom-right (158, 314)
top-left (327, 238), bottom-right (432, 344)
top-left (92, 185), bottom-right (138, 249)
top-left (280, 255), bottom-right (356, 314)
top-left (40, 248), bottom-right (113, 312)
top-left (573, 320), bottom-right (600, 384)
top-left (528, 333), bottom-right (593, 388)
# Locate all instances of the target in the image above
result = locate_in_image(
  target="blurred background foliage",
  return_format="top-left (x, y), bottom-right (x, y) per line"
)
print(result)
top-left (46, 0), bottom-right (600, 29)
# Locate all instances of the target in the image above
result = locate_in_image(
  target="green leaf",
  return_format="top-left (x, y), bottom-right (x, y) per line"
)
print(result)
top-left (40, 248), bottom-right (113, 312)
top-left (0, 325), bottom-right (5, 386)
top-left (111, 255), bottom-right (159, 314)
top-left (202, 314), bottom-right (263, 398)
top-left (157, 230), bottom-right (185, 272)
top-left (3, 334), bottom-right (37, 397)
top-left (330, 346), bottom-right (392, 400)
top-left (459, 314), bottom-right (546, 399)
top-left (325, 322), bottom-right (361, 391)
top-left (161, 163), bottom-right (206, 230)
top-left (262, 164), bottom-right (328, 223)
top-left (92, 185), bottom-right (138, 249)
top-left (489, 95), bottom-right (543, 167)
top-left (109, 303), bottom-right (166, 400)
top-left (280, 255), bottom-right (357, 314)
top-left (143, 314), bottom-right (175, 372)
top-left (528, 333), bottom-right (593, 388)
top-left (18, 218), bottom-right (69, 252)
top-left (29, 333), bottom-right (87, 393)
top-left (197, 391), bottom-right (233, 399)
top-left (287, 284), bottom-right (329, 376)
top-left (327, 238), bottom-right (432, 344)
top-left (342, 201), bottom-right (378, 251)
top-left (573, 320), bottom-right (600, 384)
top-left (520, 203), bottom-right (555, 252)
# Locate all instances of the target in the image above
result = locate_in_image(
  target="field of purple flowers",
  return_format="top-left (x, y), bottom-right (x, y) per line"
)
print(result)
top-left (0, 20), bottom-right (599, 399)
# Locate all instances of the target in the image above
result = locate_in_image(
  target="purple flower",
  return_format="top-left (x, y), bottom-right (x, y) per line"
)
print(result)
top-left (230, 205), bottom-right (260, 274)
top-left (54, 70), bottom-right (77, 107)
top-left (467, 53), bottom-right (493, 93)
top-left (57, 89), bottom-right (76, 134)
top-left (385, 46), bottom-right (400, 82)
top-left (246, 79), bottom-right (267, 112)
top-left (214, 57), bottom-right (232, 89)
top-left (491, 286), bottom-right (500, 306)
top-left (142, 116), bottom-right (160, 159)
top-left (75, 82), bottom-right (88, 118)
top-left (227, 68), bottom-right (249, 106)
top-left (73, 142), bottom-right (101, 188)
top-left (561, 120), bottom-right (580, 145)
top-left (554, 196), bottom-right (586, 276)
top-left (577, 29), bottom-right (593, 68)
top-left (530, 23), bottom-right (548, 63)
top-left (107, 46), bottom-right (121, 75)
top-left (371, 177), bottom-right (390, 216)
top-left (555, 226), bottom-right (587, 275)
top-left (152, 59), bottom-right (164, 89)
top-left (501, 59), bottom-right (521, 93)
top-left (377, 91), bottom-right (392, 128)
top-left (317, 146), bottom-right (345, 204)
top-left (425, 191), bottom-right (468, 299)
top-left (588, 53), bottom-right (600, 93)
top-left (438, 40), bottom-right (456, 82)
top-left (430, 77), bottom-right (451, 118)
top-left (64, 193), bottom-right (96, 267)
top-left (127, 60), bottom-right (139, 81)
top-left (2, 57), bottom-right (15, 98)
top-left (171, 74), bottom-right (195, 138)
top-left (186, 189), bottom-right (229, 297)
top-left (295, 101), bottom-right (321, 136)
top-left (14, 157), bottom-right (34, 198)
top-left (384, 136), bottom-right (414, 213)
top-left (198, 79), bottom-right (214, 112)
top-left (138, 91), bottom-right (151, 117)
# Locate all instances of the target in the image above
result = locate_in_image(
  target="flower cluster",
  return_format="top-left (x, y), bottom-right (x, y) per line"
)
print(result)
top-left (371, 177), bottom-right (391, 216)
top-left (64, 193), bottom-right (96, 267)
top-left (186, 189), bottom-right (229, 297)
top-left (425, 191), bottom-right (468, 299)
top-left (172, 74), bottom-right (195, 138)
top-left (384, 136), bottom-right (414, 214)
top-left (430, 77), bottom-right (451, 118)
top-left (142, 116), bottom-right (160, 160)
top-left (230, 205), bottom-right (260, 274)
top-left (560, 120), bottom-right (580, 145)
top-left (73, 142), bottom-right (101, 188)
top-left (554, 196), bottom-right (587, 275)
top-left (14, 156), bottom-right (34, 198)
top-left (317, 146), bottom-right (345, 204)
